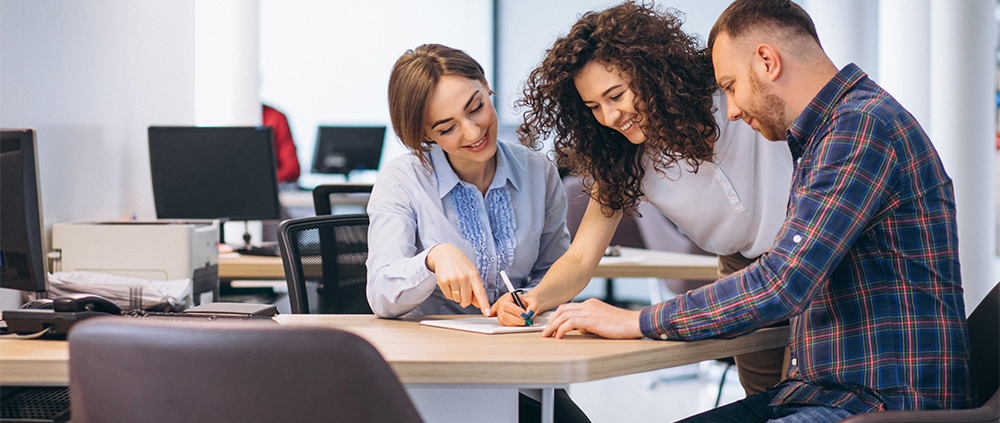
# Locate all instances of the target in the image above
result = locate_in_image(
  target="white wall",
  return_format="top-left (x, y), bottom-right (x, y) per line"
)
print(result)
top-left (1, 1), bottom-right (197, 224)
top-left (195, 0), bottom-right (261, 126)
top-left (802, 0), bottom-right (879, 81)
top-left (927, 0), bottom-right (998, 308)
top-left (258, 0), bottom-right (493, 187)
top-left (495, 0), bottom-right (733, 127)
top-left (0, 0), bottom-right (257, 308)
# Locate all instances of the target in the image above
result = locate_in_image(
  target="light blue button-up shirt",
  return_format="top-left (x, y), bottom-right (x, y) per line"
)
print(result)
top-left (366, 141), bottom-right (570, 318)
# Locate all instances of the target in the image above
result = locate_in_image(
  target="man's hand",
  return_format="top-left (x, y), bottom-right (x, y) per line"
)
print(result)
top-left (541, 298), bottom-right (644, 339)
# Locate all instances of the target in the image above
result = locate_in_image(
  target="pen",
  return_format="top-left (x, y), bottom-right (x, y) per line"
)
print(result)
top-left (499, 270), bottom-right (533, 326)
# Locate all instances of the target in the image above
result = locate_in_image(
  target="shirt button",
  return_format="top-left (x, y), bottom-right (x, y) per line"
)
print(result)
top-left (490, 257), bottom-right (496, 262)
top-left (791, 358), bottom-right (797, 366)
top-left (659, 334), bottom-right (668, 340)
top-left (792, 235), bottom-right (802, 243)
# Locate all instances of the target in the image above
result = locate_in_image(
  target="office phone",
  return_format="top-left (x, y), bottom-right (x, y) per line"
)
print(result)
top-left (2, 294), bottom-right (121, 338)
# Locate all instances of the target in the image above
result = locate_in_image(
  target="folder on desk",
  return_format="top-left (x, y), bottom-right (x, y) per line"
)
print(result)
top-left (419, 314), bottom-right (550, 334)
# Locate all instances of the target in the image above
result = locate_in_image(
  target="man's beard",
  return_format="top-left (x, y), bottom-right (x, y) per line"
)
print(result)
top-left (746, 72), bottom-right (787, 141)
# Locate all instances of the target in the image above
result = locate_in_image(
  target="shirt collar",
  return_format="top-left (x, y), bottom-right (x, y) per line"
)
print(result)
top-left (786, 63), bottom-right (867, 159)
top-left (431, 141), bottom-right (520, 199)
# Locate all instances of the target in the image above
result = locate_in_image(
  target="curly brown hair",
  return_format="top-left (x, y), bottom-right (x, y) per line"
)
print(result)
top-left (516, 1), bottom-right (718, 215)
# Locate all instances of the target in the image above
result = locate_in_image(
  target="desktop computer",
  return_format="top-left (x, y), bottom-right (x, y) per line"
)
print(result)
top-left (0, 128), bottom-right (67, 422)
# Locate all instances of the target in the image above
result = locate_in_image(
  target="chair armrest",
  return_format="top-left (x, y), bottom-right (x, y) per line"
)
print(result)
top-left (837, 391), bottom-right (998, 423)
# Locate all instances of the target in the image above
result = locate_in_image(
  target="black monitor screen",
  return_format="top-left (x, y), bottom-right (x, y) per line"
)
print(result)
top-left (0, 128), bottom-right (48, 292)
top-left (311, 126), bottom-right (385, 175)
top-left (148, 126), bottom-right (281, 221)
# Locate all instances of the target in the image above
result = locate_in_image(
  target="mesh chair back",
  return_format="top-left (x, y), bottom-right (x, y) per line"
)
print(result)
top-left (968, 281), bottom-right (999, 407)
top-left (311, 183), bottom-right (373, 215)
top-left (278, 214), bottom-right (372, 314)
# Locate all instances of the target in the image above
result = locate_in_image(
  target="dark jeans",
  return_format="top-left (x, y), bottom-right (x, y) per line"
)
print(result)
top-left (519, 389), bottom-right (591, 423)
top-left (676, 388), bottom-right (854, 423)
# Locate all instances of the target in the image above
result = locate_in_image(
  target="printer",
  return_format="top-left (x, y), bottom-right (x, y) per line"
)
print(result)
top-left (51, 220), bottom-right (220, 306)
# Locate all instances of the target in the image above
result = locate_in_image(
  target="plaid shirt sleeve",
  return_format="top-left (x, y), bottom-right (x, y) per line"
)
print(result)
top-left (640, 107), bottom-right (896, 340)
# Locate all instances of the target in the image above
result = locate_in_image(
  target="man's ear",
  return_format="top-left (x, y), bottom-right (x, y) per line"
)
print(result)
top-left (754, 44), bottom-right (782, 83)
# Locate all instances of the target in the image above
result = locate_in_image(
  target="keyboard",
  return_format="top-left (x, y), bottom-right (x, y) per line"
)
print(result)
top-left (121, 310), bottom-right (276, 321)
top-left (3, 306), bottom-right (278, 338)
top-left (0, 386), bottom-right (70, 423)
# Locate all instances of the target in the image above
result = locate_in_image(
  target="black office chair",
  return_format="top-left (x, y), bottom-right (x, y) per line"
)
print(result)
top-left (837, 280), bottom-right (999, 423)
top-left (68, 317), bottom-right (423, 423)
top-left (311, 183), bottom-right (373, 216)
top-left (277, 214), bottom-right (372, 314)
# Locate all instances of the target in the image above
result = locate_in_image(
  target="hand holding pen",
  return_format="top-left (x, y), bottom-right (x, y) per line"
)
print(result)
top-left (499, 271), bottom-right (535, 326)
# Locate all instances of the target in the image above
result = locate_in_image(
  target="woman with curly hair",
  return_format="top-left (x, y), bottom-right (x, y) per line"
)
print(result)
top-left (493, 2), bottom-right (793, 395)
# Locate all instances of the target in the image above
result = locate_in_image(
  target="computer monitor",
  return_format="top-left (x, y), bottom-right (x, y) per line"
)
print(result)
top-left (148, 126), bottom-right (282, 222)
top-left (0, 128), bottom-right (48, 293)
top-left (311, 126), bottom-right (385, 175)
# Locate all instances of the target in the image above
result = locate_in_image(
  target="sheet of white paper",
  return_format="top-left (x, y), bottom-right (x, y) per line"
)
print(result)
top-left (420, 313), bottom-right (550, 334)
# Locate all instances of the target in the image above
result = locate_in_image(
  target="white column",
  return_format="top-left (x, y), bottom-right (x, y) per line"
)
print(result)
top-left (929, 0), bottom-right (998, 309)
top-left (803, 0), bottom-right (880, 80)
top-left (195, 0), bottom-right (260, 126)
top-left (878, 0), bottom-right (930, 125)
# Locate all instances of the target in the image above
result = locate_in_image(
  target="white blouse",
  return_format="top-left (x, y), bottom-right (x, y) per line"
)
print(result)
top-left (640, 92), bottom-right (794, 258)
top-left (365, 141), bottom-right (571, 318)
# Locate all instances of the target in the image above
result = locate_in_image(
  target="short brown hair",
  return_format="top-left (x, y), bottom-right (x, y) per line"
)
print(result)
top-left (387, 44), bottom-right (487, 165)
top-left (708, 0), bottom-right (820, 50)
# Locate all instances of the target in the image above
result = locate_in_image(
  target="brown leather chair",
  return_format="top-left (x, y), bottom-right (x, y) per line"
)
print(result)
top-left (68, 316), bottom-right (423, 423)
top-left (837, 281), bottom-right (999, 423)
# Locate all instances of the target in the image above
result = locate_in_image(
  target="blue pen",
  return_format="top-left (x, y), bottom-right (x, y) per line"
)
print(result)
top-left (499, 270), bottom-right (532, 326)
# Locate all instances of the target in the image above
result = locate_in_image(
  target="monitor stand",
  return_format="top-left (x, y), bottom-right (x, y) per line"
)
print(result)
top-left (231, 221), bottom-right (279, 257)
top-left (241, 221), bottom-right (253, 251)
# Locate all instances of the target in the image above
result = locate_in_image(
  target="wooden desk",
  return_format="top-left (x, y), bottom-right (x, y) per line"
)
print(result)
top-left (0, 315), bottom-right (788, 422)
top-left (592, 247), bottom-right (718, 280)
top-left (218, 247), bottom-right (719, 281)
top-left (218, 253), bottom-right (285, 280)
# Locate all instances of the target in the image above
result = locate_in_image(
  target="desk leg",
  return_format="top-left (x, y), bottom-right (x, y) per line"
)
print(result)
top-left (520, 387), bottom-right (557, 423)
top-left (541, 388), bottom-right (555, 423)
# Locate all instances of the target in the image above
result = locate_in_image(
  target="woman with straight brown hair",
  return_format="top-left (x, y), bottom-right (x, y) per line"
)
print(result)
top-left (367, 43), bottom-right (589, 423)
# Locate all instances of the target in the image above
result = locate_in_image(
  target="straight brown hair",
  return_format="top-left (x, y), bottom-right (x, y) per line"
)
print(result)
top-left (387, 44), bottom-right (488, 166)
